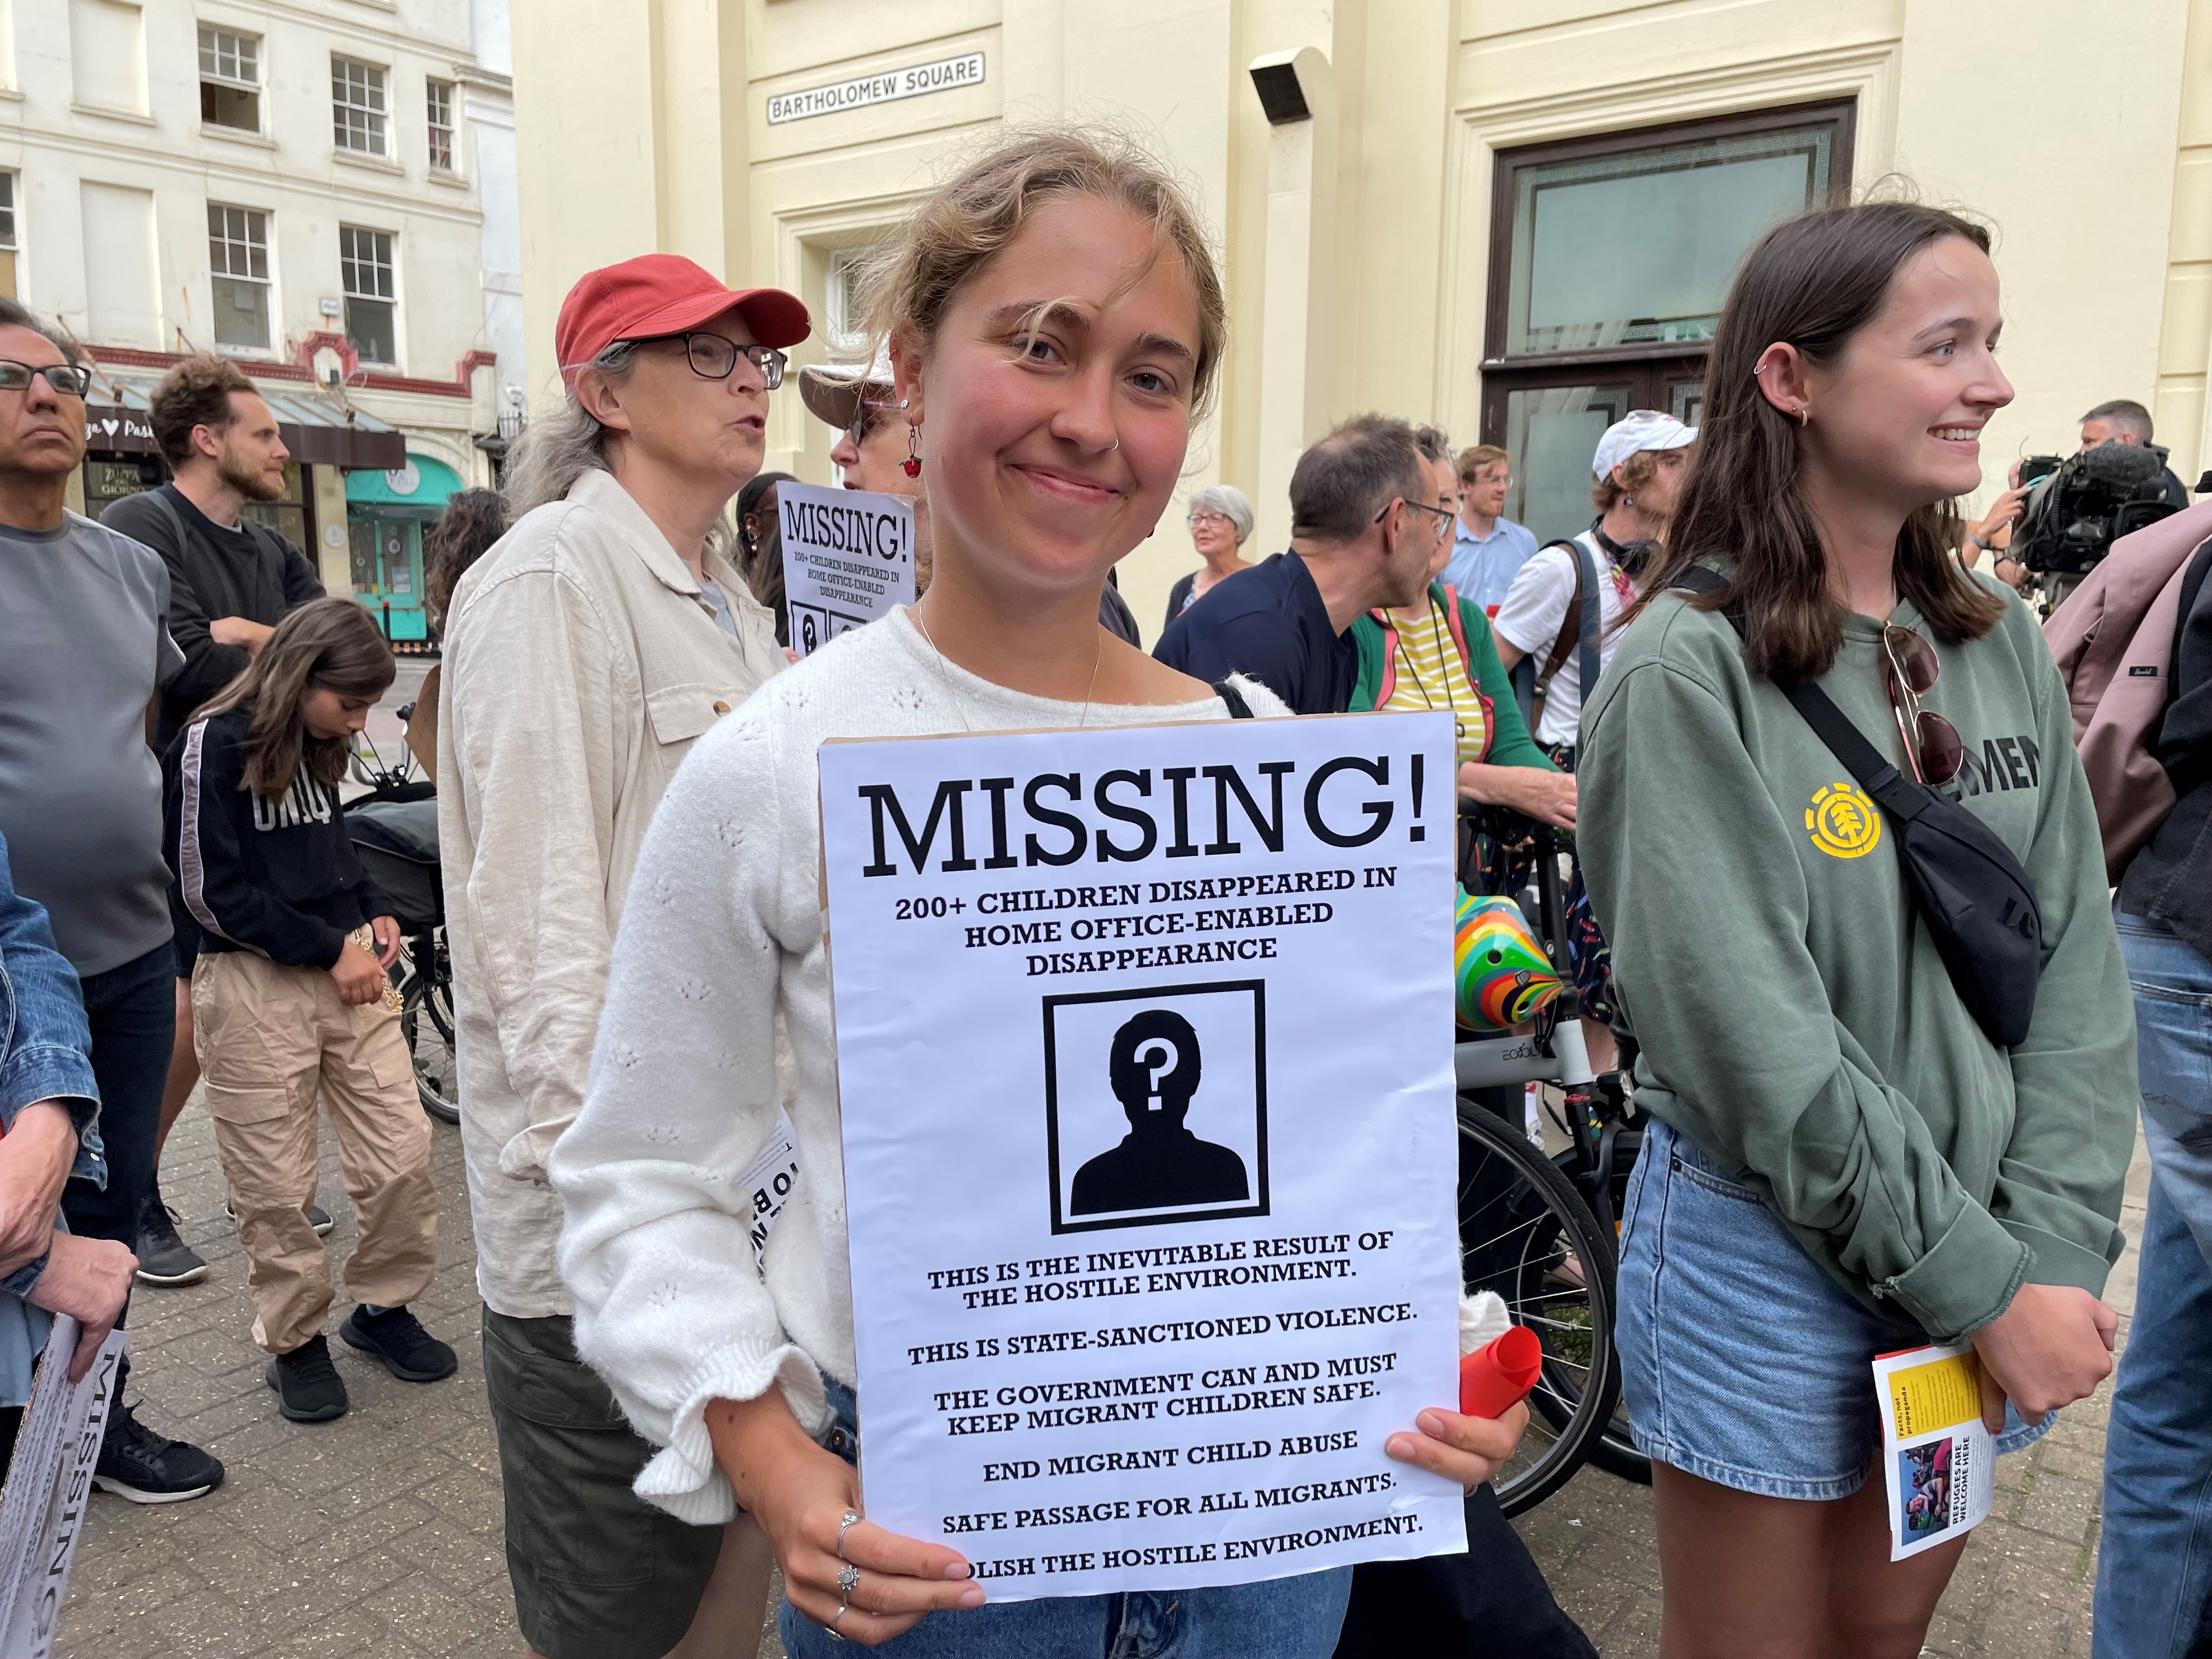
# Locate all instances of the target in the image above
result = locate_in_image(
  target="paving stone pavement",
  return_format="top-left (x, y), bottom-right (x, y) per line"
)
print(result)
top-left (59, 1094), bottom-right (2151, 1657)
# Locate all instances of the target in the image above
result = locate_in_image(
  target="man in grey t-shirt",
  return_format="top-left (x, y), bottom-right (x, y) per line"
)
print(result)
top-left (0, 299), bottom-right (224, 1503)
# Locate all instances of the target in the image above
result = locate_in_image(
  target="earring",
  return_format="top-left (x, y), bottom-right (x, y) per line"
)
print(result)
top-left (902, 425), bottom-right (923, 478)
top-left (1796, 407), bottom-right (1810, 428)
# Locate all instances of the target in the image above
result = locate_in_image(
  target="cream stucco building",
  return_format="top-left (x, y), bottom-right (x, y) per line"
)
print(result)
top-left (2, 0), bottom-right (526, 646)
top-left (511, 0), bottom-right (2212, 639)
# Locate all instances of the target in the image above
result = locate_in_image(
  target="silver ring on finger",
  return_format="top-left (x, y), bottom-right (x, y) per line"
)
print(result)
top-left (836, 1509), bottom-right (863, 1560)
top-left (838, 1562), bottom-right (862, 1597)
top-left (827, 1601), bottom-right (850, 1642)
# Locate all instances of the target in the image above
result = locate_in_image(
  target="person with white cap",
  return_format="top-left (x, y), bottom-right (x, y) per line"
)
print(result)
top-left (1489, 408), bottom-right (1695, 1075)
top-left (1492, 409), bottom-right (1696, 751)
top-left (798, 344), bottom-right (916, 497)
top-left (440, 252), bottom-right (804, 1659)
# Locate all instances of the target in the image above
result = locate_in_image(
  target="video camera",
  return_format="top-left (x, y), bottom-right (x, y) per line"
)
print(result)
top-left (2011, 441), bottom-right (2186, 575)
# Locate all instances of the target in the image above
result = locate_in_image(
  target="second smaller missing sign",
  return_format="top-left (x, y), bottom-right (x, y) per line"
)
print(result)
top-left (778, 481), bottom-right (917, 658)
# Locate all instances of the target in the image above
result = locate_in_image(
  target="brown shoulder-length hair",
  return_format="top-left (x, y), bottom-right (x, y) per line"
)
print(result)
top-left (424, 487), bottom-right (508, 633)
top-left (195, 598), bottom-right (396, 800)
top-left (1632, 200), bottom-right (2009, 681)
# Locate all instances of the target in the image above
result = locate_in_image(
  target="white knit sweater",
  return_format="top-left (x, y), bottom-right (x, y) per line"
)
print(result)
top-left (548, 608), bottom-right (1291, 1524)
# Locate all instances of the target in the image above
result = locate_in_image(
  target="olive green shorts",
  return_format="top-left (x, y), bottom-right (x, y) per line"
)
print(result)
top-left (481, 1308), bottom-right (721, 1659)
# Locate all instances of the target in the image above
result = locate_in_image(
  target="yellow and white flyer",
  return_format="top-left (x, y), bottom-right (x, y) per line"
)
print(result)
top-left (1874, 1342), bottom-right (1996, 1560)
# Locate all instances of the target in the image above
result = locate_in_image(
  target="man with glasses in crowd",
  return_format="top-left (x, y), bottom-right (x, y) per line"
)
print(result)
top-left (1442, 443), bottom-right (1539, 617)
top-left (1155, 413), bottom-right (1447, 710)
top-left (0, 298), bottom-right (226, 1503)
top-left (439, 255), bottom-right (802, 1659)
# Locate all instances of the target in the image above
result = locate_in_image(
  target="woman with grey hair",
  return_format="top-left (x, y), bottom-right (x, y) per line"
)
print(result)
top-left (1163, 482), bottom-right (1256, 630)
top-left (443, 253), bottom-right (799, 1659)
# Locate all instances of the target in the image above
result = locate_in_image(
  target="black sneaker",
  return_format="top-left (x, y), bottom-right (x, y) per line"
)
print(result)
top-left (266, 1335), bottom-right (349, 1423)
top-left (133, 1188), bottom-right (208, 1287)
top-left (339, 1304), bottom-right (458, 1383)
top-left (225, 1197), bottom-right (335, 1237)
top-left (92, 1400), bottom-right (225, 1502)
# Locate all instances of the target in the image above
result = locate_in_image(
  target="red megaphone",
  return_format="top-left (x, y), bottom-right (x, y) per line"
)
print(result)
top-left (1458, 1325), bottom-right (1542, 1419)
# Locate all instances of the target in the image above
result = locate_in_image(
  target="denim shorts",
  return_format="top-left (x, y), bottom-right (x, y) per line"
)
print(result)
top-left (1616, 1118), bottom-right (2049, 1500)
top-left (777, 1379), bottom-right (1352, 1659)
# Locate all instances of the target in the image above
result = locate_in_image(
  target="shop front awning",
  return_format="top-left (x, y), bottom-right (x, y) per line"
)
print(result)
top-left (346, 454), bottom-right (465, 518)
top-left (84, 378), bottom-right (407, 470)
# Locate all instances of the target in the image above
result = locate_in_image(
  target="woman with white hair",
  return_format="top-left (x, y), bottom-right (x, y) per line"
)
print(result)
top-left (1163, 482), bottom-right (1256, 629)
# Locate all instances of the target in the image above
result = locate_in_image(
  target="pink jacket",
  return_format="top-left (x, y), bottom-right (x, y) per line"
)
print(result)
top-left (2044, 498), bottom-right (2212, 882)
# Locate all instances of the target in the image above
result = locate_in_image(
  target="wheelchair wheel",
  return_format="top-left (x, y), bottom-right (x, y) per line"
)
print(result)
top-left (1456, 1100), bottom-right (1622, 1517)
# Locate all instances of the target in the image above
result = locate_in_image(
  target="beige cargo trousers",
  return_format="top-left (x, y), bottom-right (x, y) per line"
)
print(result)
top-left (193, 951), bottom-right (438, 1354)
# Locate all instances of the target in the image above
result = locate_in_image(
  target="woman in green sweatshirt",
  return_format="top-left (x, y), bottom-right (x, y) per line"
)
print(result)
top-left (1578, 202), bottom-right (2135, 1655)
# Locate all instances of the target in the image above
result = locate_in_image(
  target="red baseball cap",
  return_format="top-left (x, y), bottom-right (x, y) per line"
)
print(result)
top-left (555, 254), bottom-right (811, 377)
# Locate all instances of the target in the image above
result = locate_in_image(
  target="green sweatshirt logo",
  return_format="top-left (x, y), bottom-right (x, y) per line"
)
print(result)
top-left (1806, 782), bottom-right (1882, 859)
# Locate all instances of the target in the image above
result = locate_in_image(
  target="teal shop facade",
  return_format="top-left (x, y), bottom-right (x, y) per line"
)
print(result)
top-left (346, 456), bottom-right (467, 647)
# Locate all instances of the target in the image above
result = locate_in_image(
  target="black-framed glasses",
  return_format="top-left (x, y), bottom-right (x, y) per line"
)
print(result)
top-left (1881, 622), bottom-right (1964, 786)
top-left (0, 360), bottom-right (92, 398)
top-left (1187, 509), bottom-right (1234, 530)
top-left (1377, 496), bottom-right (1455, 541)
top-left (639, 332), bottom-right (787, 390)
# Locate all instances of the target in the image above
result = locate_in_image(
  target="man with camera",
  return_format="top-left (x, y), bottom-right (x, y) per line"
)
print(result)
top-left (1998, 398), bottom-right (2193, 606)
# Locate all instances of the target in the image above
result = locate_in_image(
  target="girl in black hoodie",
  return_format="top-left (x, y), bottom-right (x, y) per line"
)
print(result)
top-left (168, 597), bottom-right (456, 1424)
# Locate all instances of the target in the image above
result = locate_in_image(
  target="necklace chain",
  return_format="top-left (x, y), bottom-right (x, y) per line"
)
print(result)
top-left (1391, 597), bottom-right (1469, 748)
top-left (910, 597), bottom-right (1105, 732)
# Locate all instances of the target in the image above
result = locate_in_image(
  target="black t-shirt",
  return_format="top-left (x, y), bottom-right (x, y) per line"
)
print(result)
top-left (1152, 552), bottom-right (1354, 715)
top-left (101, 485), bottom-right (325, 749)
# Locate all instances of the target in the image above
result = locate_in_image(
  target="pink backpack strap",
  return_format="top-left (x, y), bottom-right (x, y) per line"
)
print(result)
top-left (1439, 583), bottom-right (1471, 670)
top-left (1372, 610), bottom-right (1399, 706)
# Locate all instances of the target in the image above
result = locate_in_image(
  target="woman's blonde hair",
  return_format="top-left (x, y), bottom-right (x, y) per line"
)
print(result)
top-left (194, 597), bottom-right (395, 800)
top-left (860, 126), bottom-right (1227, 419)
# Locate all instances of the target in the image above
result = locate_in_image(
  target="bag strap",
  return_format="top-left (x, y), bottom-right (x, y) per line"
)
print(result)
top-left (1513, 538), bottom-right (1589, 730)
top-left (146, 486), bottom-right (189, 556)
top-left (1532, 540), bottom-right (1587, 696)
top-left (1571, 538), bottom-right (1602, 715)
top-left (1214, 679), bottom-right (1255, 719)
top-left (1672, 566), bottom-right (1934, 823)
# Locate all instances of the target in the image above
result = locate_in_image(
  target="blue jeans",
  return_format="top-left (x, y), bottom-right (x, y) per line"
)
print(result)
top-left (1617, 1118), bottom-right (2045, 1501)
top-left (777, 1381), bottom-right (1352, 1659)
top-left (2094, 915), bottom-right (2212, 1659)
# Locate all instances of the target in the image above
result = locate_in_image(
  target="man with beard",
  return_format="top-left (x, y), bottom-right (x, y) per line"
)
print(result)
top-left (103, 357), bottom-right (326, 1289)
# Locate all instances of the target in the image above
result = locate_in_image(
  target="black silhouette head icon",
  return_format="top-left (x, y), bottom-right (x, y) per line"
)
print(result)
top-left (1109, 1009), bottom-right (1201, 1131)
top-left (1071, 1007), bottom-right (1249, 1217)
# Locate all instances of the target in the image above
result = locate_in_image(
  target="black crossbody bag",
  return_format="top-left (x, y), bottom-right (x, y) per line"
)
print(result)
top-left (1674, 567), bottom-right (2043, 1048)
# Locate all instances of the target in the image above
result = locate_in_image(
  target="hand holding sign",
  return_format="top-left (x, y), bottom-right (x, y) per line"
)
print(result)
top-left (706, 1389), bottom-right (983, 1647)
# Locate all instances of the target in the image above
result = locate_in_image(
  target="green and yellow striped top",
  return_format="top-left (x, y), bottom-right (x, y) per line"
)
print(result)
top-left (1380, 598), bottom-right (1487, 765)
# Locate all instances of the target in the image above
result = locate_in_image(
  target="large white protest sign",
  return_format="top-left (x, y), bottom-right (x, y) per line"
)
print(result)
top-left (778, 481), bottom-right (916, 658)
top-left (820, 712), bottom-right (1466, 1600)
top-left (0, 1320), bottom-right (125, 1656)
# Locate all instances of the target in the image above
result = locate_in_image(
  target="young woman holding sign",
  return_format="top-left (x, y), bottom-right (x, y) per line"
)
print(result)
top-left (549, 128), bottom-right (1525, 1656)
top-left (1576, 203), bottom-right (2136, 1655)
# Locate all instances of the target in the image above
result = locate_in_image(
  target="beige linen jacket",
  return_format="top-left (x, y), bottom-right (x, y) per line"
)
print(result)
top-left (438, 467), bottom-right (780, 1317)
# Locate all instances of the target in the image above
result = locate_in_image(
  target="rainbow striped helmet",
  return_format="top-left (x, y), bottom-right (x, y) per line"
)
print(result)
top-left (1454, 889), bottom-right (1561, 1032)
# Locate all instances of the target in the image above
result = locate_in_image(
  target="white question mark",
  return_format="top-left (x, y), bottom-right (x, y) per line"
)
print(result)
top-left (1135, 1037), bottom-right (1178, 1112)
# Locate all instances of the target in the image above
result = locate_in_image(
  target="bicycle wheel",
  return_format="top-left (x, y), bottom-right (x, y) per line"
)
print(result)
top-left (1542, 1138), bottom-right (1654, 1489)
top-left (1456, 1101), bottom-right (1621, 1517)
top-left (393, 955), bottom-right (461, 1126)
